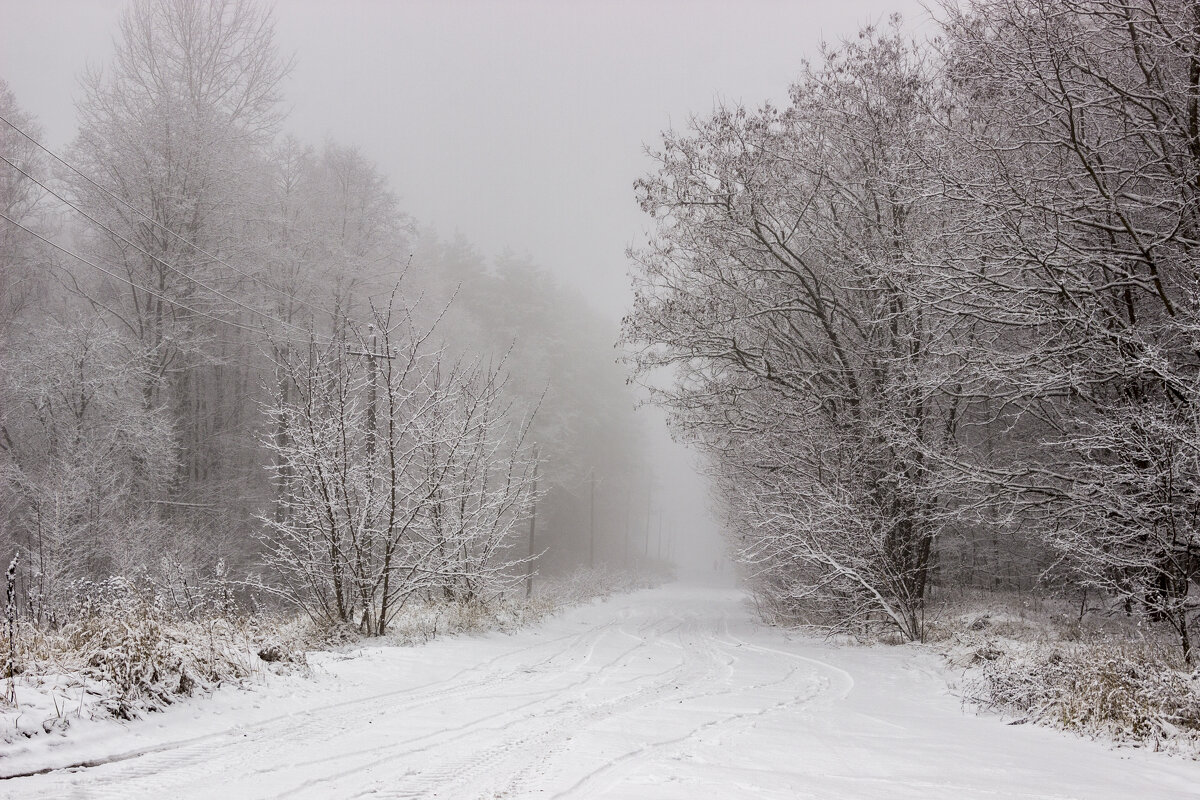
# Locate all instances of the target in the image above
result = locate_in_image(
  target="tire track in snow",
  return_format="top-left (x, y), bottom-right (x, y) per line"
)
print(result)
top-left (547, 666), bottom-right (827, 800)
top-left (536, 597), bottom-right (843, 799)
top-left (5, 588), bottom-right (841, 800)
top-left (495, 605), bottom-right (754, 798)
top-left (287, 613), bottom-right (694, 799)
top-left (0, 612), bottom-right (635, 794)
top-left (59, 611), bottom-right (679, 800)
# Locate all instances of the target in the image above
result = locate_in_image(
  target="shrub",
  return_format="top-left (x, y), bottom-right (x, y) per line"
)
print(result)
top-left (963, 639), bottom-right (1200, 752)
top-left (1, 578), bottom-right (300, 724)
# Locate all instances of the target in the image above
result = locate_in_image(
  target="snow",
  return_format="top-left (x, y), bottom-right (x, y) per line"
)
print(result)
top-left (1, 584), bottom-right (1197, 799)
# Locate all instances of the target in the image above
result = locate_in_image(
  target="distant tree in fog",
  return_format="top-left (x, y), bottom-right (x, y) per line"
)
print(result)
top-left (68, 0), bottom-right (289, 485)
top-left (0, 79), bottom-right (48, 333)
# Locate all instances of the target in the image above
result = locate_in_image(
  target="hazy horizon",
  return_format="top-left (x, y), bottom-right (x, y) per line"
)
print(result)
top-left (0, 0), bottom-right (932, 578)
top-left (1, 0), bottom-right (930, 325)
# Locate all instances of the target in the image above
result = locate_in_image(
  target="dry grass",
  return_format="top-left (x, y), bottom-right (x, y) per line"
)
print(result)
top-left (2, 579), bottom-right (301, 724)
top-left (929, 589), bottom-right (1200, 755)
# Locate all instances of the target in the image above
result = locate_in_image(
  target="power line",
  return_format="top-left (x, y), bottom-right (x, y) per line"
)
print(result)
top-left (0, 111), bottom-right (336, 325)
top-left (1, 210), bottom-right (276, 338)
top-left (5, 212), bottom-right (347, 359)
top-left (0, 152), bottom-right (321, 339)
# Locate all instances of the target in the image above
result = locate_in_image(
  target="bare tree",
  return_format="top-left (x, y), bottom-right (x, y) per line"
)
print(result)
top-left (623, 21), bottom-right (962, 640)
top-left (258, 297), bottom-right (539, 635)
top-left (937, 0), bottom-right (1200, 660)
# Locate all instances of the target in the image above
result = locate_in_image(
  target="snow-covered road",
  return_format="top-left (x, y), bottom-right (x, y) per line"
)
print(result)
top-left (2, 584), bottom-right (1198, 799)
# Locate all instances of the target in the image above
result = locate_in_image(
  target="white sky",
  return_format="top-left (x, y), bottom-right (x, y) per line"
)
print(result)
top-left (1, 0), bottom-right (932, 557)
top-left (2, 0), bottom-right (931, 323)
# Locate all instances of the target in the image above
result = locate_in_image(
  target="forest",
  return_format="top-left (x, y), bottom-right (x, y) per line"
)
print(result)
top-left (624, 0), bottom-right (1200, 665)
top-left (0, 0), bottom-right (652, 657)
top-left (5, 0), bottom-right (1200, 771)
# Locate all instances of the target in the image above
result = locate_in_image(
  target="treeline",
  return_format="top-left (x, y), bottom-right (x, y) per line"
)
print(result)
top-left (624, 0), bottom-right (1200, 658)
top-left (0, 0), bottom-right (643, 633)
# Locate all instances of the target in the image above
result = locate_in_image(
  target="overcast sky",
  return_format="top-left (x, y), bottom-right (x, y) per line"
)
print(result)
top-left (2, 0), bottom-right (931, 324)
top-left (1, 0), bottom-right (932, 569)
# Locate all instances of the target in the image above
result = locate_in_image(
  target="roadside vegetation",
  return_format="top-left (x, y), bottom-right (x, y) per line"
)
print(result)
top-left (928, 590), bottom-right (1200, 756)
top-left (0, 564), bottom-right (668, 743)
top-left (624, 0), bottom-right (1200, 754)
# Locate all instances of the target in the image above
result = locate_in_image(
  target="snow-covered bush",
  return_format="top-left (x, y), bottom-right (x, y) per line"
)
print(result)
top-left (963, 640), bottom-right (1200, 751)
top-left (929, 589), bottom-right (1200, 753)
top-left (57, 580), bottom-right (250, 717)
top-left (1, 578), bottom-right (303, 726)
top-left (259, 307), bottom-right (540, 637)
top-left (534, 564), bottom-right (663, 610)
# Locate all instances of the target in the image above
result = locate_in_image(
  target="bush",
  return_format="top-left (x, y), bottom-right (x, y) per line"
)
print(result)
top-left (925, 589), bottom-right (1200, 754)
top-left (963, 640), bottom-right (1200, 750)
top-left (535, 564), bottom-right (663, 609)
top-left (1, 578), bottom-right (302, 725)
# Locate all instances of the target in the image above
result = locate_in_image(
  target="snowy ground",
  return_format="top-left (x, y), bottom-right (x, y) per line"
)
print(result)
top-left (0, 584), bottom-right (1197, 799)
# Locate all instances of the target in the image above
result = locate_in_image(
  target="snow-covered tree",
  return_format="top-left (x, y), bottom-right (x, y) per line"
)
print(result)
top-left (0, 316), bottom-right (176, 614)
top-left (624, 22), bottom-right (963, 639)
top-left (68, 0), bottom-right (290, 484)
top-left (258, 298), bottom-right (539, 634)
top-left (938, 0), bottom-right (1200, 660)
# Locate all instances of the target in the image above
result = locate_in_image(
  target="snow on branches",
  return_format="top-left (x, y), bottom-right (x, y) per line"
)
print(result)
top-left (257, 297), bottom-right (541, 636)
top-left (624, 21), bottom-right (958, 641)
top-left (626, 2), bottom-right (1200, 656)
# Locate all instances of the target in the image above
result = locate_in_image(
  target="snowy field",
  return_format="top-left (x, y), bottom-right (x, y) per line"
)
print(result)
top-left (1, 584), bottom-right (1197, 799)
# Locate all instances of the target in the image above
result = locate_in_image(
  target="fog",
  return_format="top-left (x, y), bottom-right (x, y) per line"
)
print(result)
top-left (9, 3), bottom-right (1200, 793)
top-left (0, 0), bottom-right (928, 586)
top-left (3, 1), bottom-right (929, 315)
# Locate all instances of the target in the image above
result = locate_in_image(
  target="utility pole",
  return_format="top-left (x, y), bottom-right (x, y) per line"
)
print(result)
top-left (526, 449), bottom-right (538, 598)
top-left (644, 478), bottom-right (652, 558)
top-left (589, 468), bottom-right (596, 569)
top-left (657, 512), bottom-right (664, 560)
top-left (623, 499), bottom-right (631, 568)
top-left (345, 324), bottom-right (393, 461)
